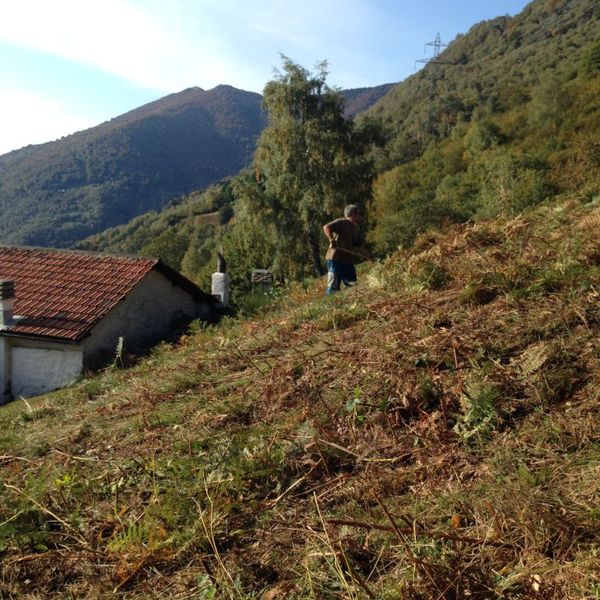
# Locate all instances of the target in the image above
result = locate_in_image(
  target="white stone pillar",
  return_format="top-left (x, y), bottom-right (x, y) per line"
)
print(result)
top-left (212, 272), bottom-right (231, 307)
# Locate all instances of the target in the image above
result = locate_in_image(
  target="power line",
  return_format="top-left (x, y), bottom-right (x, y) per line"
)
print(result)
top-left (415, 33), bottom-right (452, 69)
top-left (425, 33), bottom-right (448, 59)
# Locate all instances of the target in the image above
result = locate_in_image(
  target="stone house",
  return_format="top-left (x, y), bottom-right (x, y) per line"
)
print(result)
top-left (0, 246), bottom-right (218, 402)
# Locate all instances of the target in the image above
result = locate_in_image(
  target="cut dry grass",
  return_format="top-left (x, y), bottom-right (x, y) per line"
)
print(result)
top-left (1, 196), bottom-right (599, 598)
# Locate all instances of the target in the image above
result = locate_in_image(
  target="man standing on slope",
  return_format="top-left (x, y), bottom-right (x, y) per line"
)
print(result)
top-left (322, 204), bottom-right (369, 295)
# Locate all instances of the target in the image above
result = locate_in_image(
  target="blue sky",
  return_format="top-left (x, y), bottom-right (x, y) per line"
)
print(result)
top-left (0, 0), bottom-right (531, 155)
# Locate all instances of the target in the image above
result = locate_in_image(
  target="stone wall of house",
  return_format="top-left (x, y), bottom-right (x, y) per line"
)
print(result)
top-left (0, 337), bottom-right (83, 402)
top-left (81, 270), bottom-right (212, 369)
top-left (0, 337), bottom-right (10, 402)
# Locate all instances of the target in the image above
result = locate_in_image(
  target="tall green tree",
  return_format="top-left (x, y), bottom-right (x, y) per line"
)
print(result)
top-left (139, 228), bottom-right (189, 270)
top-left (238, 57), bottom-right (376, 278)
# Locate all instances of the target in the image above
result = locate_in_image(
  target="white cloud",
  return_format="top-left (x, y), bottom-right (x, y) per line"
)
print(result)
top-left (0, 0), bottom-right (382, 153)
top-left (0, 0), bottom-right (378, 94)
top-left (0, 89), bottom-right (94, 154)
top-left (0, 0), bottom-right (251, 91)
top-left (0, 0), bottom-right (533, 153)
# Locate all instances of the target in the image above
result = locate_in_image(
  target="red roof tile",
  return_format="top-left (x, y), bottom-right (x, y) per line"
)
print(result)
top-left (0, 247), bottom-right (160, 341)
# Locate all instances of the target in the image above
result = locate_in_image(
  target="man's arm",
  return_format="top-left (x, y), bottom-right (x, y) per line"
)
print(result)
top-left (352, 229), bottom-right (369, 260)
top-left (322, 223), bottom-right (334, 242)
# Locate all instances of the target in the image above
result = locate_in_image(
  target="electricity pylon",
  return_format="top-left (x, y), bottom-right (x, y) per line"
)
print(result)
top-left (415, 33), bottom-right (450, 68)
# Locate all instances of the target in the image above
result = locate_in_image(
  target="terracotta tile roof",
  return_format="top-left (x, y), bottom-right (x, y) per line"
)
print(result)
top-left (0, 247), bottom-right (171, 342)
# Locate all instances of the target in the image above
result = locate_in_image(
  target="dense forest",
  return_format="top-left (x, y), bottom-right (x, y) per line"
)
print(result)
top-left (80, 0), bottom-right (599, 301)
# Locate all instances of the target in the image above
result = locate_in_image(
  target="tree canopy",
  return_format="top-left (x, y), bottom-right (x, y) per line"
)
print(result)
top-left (224, 57), bottom-right (377, 280)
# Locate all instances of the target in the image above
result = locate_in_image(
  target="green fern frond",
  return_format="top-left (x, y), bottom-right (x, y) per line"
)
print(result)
top-left (296, 421), bottom-right (316, 444)
top-left (577, 211), bottom-right (600, 230)
top-left (107, 521), bottom-right (148, 552)
top-left (518, 343), bottom-right (551, 377)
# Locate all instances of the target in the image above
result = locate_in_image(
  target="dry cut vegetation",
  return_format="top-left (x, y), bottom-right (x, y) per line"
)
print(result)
top-left (1, 194), bottom-right (600, 599)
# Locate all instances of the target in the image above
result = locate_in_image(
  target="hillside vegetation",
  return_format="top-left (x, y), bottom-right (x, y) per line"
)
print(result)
top-left (1, 2), bottom-right (599, 596)
top-left (1, 192), bottom-right (599, 598)
top-left (340, 84), bottom-right (396, 119)
top-left (364, 0), bottom-right (600, 252)
top-left (0, 86), bottom-right (265, 248)
top-left (75, 64), bottom-right (385, 294)
top-left (76, 183), bottom-right (234, 286)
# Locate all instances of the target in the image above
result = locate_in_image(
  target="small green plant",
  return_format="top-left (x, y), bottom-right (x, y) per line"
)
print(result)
top-left (236, 286), bottom-right (282, 317)
top-left (106, 521), bottom-right (149, 553)
top-left (419, 261), bottom-right (450, 290)
top-left (460, 281), bottom-right (499, 305)
top-left (195, 575), bottom-right (218, 599)
top-left (318, 301), bottom-right (368, 331)
top-left (454, 380), bottom-right (501, 444)
top-left (345, 387), bottom-right (366, 425)
top-left (19, 398), bottom-right (56, 422)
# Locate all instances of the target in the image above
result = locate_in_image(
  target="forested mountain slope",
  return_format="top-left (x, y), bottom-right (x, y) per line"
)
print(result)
top-left (0, 86), bottom-right (265, 248)
top-left (341, 82), bottom-right (396, 118)
top-left (367, 0), bottom-right (597, 139)
top-left (363, 0), bottom-right (600, 252)
top-left (76, 182), bottom-right (234, 287)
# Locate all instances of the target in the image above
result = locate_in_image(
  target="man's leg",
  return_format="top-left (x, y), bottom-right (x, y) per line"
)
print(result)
top-left (340, 263), bottom-right (357, 288)
top-left (326, 260), bottom-right (341, 295)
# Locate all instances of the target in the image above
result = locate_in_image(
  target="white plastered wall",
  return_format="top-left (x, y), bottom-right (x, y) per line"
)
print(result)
top-left (1, 337), bottom-right (83, 400)
top-left (0, 336), bottom-right (11, 402)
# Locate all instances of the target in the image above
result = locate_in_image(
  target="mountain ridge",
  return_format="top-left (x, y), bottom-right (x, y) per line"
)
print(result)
top-left (0, 85), bottom-right (266, 248)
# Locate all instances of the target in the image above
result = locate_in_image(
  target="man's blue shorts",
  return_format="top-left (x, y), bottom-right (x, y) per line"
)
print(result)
top-left (326, 259), bottom-right (357, 295)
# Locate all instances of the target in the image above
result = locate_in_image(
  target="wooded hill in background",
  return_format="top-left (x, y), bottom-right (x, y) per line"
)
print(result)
top-left (364, 0), bottom-right (600, 252)
top-left (0, 86), bottom-right (265, 248)
top-left (340, 83), bottom-right (395, 118)
top-left (76, 182), bottom-right (235, 288)
top-left (78, 0), bottom-right (600, 296)
top-left (0, 84), bottom-right (392, 249)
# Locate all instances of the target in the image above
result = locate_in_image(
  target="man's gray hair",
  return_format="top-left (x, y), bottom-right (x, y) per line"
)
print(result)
top-left (344, 204), bottom-right (360, 217)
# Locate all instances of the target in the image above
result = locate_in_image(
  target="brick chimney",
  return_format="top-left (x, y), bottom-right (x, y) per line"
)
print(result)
top-left (0, 280), bottom-right (15, 327)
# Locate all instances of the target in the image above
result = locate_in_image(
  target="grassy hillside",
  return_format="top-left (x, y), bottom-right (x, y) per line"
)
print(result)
top-left (1, 191), bottom-right (599, 598)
